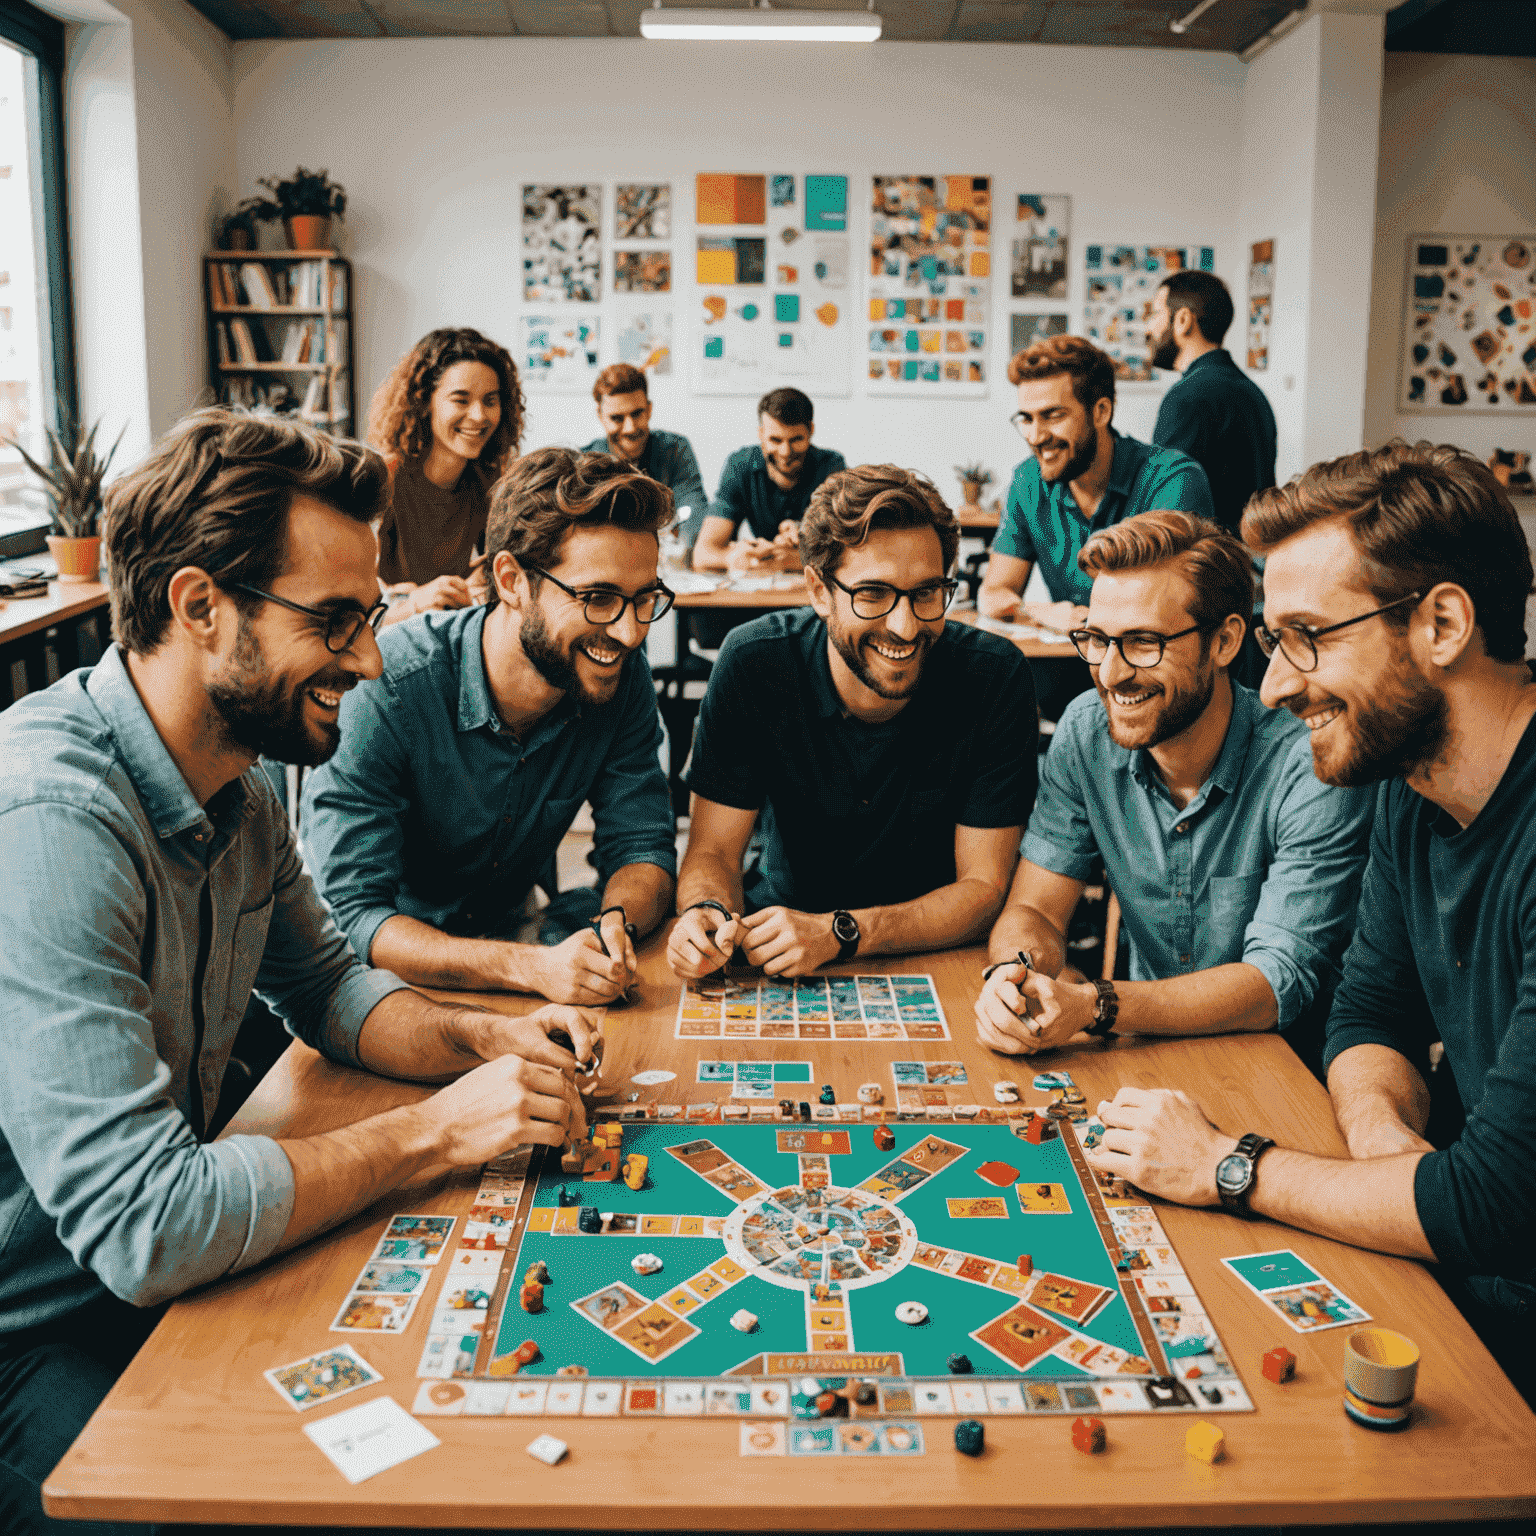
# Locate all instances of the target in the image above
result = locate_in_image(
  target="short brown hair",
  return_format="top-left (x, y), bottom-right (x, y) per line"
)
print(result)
top-left (103, 408), bottom-right (388, 656)
top-left (366, 327), bottom-right (524, 477)
top-left (1079, 510), bottom-right (1254, 636)
top-left (1242, 440), bottom-right (1532, 664)
top-left (1007, 334), bottom-right (1116, 414)
top-left (484, 447), bottom-right (674, 596)
top-left (799, 465), bottom-right (960, 580)
top-left (593, 363), bottom-right (647, 403)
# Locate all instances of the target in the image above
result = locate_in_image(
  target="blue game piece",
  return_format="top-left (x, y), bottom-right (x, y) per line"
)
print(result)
top-left (577, 1207), bottom-right (602, 1234)
top-left (799, 1102), bottom-right (812, 1120)
top-left (955, 1419), bottom-right (984, 1456)
top-left (819, 1085), bottom-right (835, 1105)
top-left (557, 1186), bottom-right (579, 1207)
top-left (947, 1353), bottom-right (973, 1375)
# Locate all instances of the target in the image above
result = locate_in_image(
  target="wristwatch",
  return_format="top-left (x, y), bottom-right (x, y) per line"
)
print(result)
top-left (831, 910), bottom-right (860, 963)
top-left (1084, 978), bottom-right (1119, 1037)
top-left (1215, 1133), bottom-right (1276, 1211)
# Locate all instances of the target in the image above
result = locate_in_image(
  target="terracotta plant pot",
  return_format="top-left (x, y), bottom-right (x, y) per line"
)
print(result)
top-left (284, 214), bottom-right (331, 251)
top-left (961, 481), bottom-right (983, 505)
top-left (47, 534), bottom-right (102, 584)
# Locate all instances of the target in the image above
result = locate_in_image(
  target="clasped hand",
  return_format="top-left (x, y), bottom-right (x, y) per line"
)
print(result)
top-left (668, 904), bottom-right (838, 979)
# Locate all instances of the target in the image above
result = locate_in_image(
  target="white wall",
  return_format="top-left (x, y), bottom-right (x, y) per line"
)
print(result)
top-left (230, 38), bottom-right (1249, 505)
top-left (1364, 51), bottom-right (1536, 459)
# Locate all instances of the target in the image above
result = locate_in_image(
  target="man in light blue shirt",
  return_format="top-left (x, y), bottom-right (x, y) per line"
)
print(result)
top-left (0, 411), bottom-right (593, 1536)
top-left (975, 510), bottom-right (1372, 1071)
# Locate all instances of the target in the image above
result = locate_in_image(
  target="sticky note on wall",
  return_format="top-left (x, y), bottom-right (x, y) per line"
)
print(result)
top-left (774, 294), bottom-right (800, 323)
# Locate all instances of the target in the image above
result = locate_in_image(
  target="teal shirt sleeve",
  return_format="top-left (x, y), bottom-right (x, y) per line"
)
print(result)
top-left (992, 464), bottom-right (1039, 563)
top-left (1141, 449), bottom-right (1215, 522)
top-left (707, 449), bottom-right (751, 532)
top-left (586, 653), bottom-right (679, 885)
top-left (1019, 701), bottom-right (1100, 881)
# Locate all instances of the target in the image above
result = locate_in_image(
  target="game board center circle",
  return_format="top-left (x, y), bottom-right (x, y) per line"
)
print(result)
top-left (722, 1185), bottom-right (918, 1295)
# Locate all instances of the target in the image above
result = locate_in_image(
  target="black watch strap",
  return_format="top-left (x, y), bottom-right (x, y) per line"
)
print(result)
top-left (832, 910), bottom-right (860, 962)
top-left (1084, 978), bottom-right (1118, 1037)
top-left (1218, 1134), bottom-right (1276, 1210)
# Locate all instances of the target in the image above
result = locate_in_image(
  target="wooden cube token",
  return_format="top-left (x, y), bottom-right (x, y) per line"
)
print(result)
top-left (1071, 1416), bottom-right (1106, 1455)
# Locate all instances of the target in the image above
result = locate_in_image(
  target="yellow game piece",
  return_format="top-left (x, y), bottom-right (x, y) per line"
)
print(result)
top-left (1185, 1420), bottom-right (1225, 1464)
top-left (623, 1153), bottom-right (649, 1191)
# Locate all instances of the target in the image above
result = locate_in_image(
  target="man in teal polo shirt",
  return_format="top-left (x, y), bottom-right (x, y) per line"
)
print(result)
top-left (979, 334), bottom-right (1213, 636)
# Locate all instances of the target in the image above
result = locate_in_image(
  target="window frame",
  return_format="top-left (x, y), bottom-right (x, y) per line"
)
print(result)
top-left (1, 0), bottom-right (79, 433)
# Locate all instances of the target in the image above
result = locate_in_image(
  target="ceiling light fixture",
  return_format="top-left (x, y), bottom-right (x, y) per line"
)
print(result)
top-left (1169, 0), bottom-right (1224, 34)
top-left (640, 2), bottom-right (883, 44)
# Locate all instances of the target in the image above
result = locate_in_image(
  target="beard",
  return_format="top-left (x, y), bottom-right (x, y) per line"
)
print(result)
top-left (1149, 322), bottom-right (1179, 372)
top-left (520, 599), bottom-right (625, 708)
top-left (1037, 420), bottom-right (1098, 485)
top-left (1302, 654), bottom-right (1450, 788)
top-left (1097, 655), bottom-right (1216, 751)
top-left (828, 618), bottom-right (934, 702)
top-left (207, 612), bottom-right (347, 767)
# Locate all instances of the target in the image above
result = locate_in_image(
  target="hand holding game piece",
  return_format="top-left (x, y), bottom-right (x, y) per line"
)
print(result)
top-left (475, 1005), bottom-right (605, 1083)
top-left (1087, 1086), bottom-right (1239, 1207)
top-left (414, 1054), bottom-right (584, 1165)
top-left (973, 961), bottom-right (1049, 1055)
top-left (592, 906), bottom-right (639, 990)
top-left (532, 926), bottom-right (631, 1005)
top-left (774, 519), bottom-right (800, 547)
top-left (667, 902), bottom-right (742, 979)
top-left (738, 905), bottom-right (839, 976)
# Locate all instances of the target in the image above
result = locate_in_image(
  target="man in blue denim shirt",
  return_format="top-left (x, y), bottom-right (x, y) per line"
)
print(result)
top-left (0, 412), bottom-right (594, 1535)
top-left (303, 447), bottom-right (678, 1007)
top-left (975, 512), bottom-right (1371, 1071)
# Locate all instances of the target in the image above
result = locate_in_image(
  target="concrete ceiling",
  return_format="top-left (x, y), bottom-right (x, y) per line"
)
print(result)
top-left (180, 0), bottom-right (1312, 55)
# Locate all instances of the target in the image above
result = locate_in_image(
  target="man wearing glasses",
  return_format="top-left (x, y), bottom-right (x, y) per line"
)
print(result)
top-left (0, 412), bottom-right (595, 1535)
top-left (303, 447), bottom-right (679, 1007)
top-left (669, 465), bottom-right (1035, 981)
top-left (1086, 444), bottom-right (1536, 1400)
top-left (975, 511), bottom-right (1371, 1072)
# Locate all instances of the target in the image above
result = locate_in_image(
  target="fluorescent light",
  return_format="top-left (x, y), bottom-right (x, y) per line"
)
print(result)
top-left (639, 8), bottom-right (882, 43)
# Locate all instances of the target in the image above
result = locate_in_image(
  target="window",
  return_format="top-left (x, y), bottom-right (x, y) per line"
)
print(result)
top-left (0, 0), bottom-right (75, 524)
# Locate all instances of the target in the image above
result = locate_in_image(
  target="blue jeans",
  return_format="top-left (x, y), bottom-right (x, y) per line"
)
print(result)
top-left (0, 1291), bottom-right (162, 1534)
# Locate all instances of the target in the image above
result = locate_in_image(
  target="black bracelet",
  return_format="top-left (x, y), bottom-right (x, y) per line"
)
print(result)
top-left (982, 949), bottom-right (1034, 982)
top-left (685, 899), bottom-right (734, 922)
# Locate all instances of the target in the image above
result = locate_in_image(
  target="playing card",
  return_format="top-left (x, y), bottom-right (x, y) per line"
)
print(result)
top-left (302, 1395), bottom-right (440, 1484)
top-left (264, 1345), bottom-right (381, 1411)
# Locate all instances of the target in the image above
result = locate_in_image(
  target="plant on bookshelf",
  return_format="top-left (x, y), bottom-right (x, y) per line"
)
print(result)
top-left (257, 166), bottom-right (347, 251)
top-left (5, 418), bottom-right (124, 582)
top-left (216, 195), bottom-right (280, 252)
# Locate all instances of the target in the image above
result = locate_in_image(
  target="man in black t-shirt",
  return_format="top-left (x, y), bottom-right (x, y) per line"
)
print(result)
top-left (669, 465), bottom-right (1037, 979)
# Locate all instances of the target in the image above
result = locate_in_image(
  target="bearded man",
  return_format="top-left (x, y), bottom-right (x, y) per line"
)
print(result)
top-left (667, 465), bottom-right (1034, 981)
top-left (303, 446), bottom-right (678, 1006)
top-left (1084, 443), bottom-right (1536, 1401)
top-left (974, 510), bottom-right (1372, 1073)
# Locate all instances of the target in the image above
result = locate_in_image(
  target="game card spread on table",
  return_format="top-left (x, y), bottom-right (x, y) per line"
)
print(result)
top-left (677, 974), bottom-right (951, 1041)
top-left (1221, 1249), bottom-right (1372, 1334)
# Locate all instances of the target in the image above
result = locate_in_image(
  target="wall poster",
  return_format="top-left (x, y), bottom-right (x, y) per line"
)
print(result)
top-left (1398, 235), bottom-right (1536, 412)
top-left (1083, 243), bottom-right (1215, 382)
top-left (521, 185), bottom-right (601, 303)
top-left (615, 184), bottom-right (671, 241)
top-left (1010, 313), bottom-right (1068, 355)
top-left (616, 311), bottom-right (672, 376)
top-left (867, 175), bottom-right (992, 397)
top-left (1012, 194), bottom-right (1069, 300)
top-left (520, 315), bottom-right (599, 394)
top-left (1247, 239), bottom-right (1274, 372)
top-left (693, 172), bottom-right (852, 397)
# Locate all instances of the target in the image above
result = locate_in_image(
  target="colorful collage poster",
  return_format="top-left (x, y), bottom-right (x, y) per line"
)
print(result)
top-left (617, 312), bottom-right (672, 376)
top-left (1010, 313), bottom-right (1068, 356)
top-left (1247, 239), bottom-right (1274, 371)
top-left (520, 315), bottom-right (599, 394)
top-left (1012, 194), bottom-right (1069, 300)
top-left (521, 185), bottom-right (601, 303)
top-left (615, 183), bottom-right (671, 241)
top-left (694, 172), bottom-right (852, 397)
top-left (611, 183), bottom-right (674, 377)
top-left (1083, 243), bottom-right (1215, 382)
top-left (867, 175), bottom-right (991, 397)
top-left (1398, 234), bottom-right (1536, 412)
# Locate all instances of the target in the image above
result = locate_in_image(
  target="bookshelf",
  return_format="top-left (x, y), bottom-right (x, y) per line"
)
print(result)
top-left (203, 251), bottom-right (355, 433)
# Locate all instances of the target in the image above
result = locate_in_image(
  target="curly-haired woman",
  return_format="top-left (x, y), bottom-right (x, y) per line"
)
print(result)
top-left (366, 327), bottom-right (523, 619)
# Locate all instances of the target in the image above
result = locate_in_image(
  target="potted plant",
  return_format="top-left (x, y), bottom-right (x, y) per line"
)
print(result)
top-left (216, 195), bottom-right (280, 252)
top-left (7, 419), bottom-right (124, 582)
top-left (257, 166), bottom-right (347, 251)
top-left (954, 462), bottom-right (994, 507)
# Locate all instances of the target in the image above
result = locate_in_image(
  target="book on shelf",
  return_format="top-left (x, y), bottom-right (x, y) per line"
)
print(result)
top-left (215, 321), bottom-right (231, 364)
top-left (238, 262), bottom-right (279, 308)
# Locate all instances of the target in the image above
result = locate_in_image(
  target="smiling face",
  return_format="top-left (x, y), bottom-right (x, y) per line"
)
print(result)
top-left (517, 524), bottom-right (660, 707)
top-left (597, 388), bottom-right (652, 462)
top-left (1258, 519), bottom-right (1447, 787)
top-left (1012, 374), bottom-right (1104, 486)
top-left (759, 413), bottom-right (813, 489)
top-left (812, 525), bottom-right (948, 704)
top-left (429, 360), bottom-right (502, 463)
top-left (207, 494), bottom-right (384, 765)
top-left (1084, 567), bottom-right (1218, 750)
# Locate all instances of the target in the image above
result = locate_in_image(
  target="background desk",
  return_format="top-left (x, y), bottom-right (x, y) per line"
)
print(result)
top-left (45, 936), bottom-right (1536, 1528)
top-left (0, 579), bottom-right (110, 709)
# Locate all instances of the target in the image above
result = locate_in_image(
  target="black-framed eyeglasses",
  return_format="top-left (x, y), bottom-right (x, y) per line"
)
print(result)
top-left (1069, 623), bottom-right (1207, 668)
top-left (1255, 592), bottom-right (1423, 674)
top-left (230, 584), bottom-right (388, 654)
top-left (824, 572), bottom-right (960, 622)
top-left (526, 567), bottom-right (675, 625)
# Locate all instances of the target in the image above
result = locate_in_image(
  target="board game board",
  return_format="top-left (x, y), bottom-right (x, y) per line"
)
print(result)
top-left (413, 1112), bottom-right (1252, 1420)
top-left (676, 974), bottom-right (951, 1041)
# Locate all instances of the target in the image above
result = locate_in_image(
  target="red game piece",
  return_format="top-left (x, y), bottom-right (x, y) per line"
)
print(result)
top-left (520, 1280), bottom-right (544, 1313)
top-left (514, 1339), bottom-right (541, 1366)
top-left (1071, 1416), bottom-right (1106, 1454)
top-left (873, 1125), bottom-right (895, 1151)
top-left (1017, 1254), bottom-right (1033, 1277)
top-left (1262, 1345), bottom-right (1297, 1384)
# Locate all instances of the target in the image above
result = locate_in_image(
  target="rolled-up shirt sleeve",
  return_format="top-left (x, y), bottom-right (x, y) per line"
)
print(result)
top-left (1240, 739), bottom-right (1374, 1029)
top-left (990, 474), bottom-right (1039, 564)
top-left (0, 804), bottom-right (295, 1306)
top-left (1019, 710), bottom-right (1099, 881)
top-left (705, 452), bottom-right (749, 533)
top-left (301, 674), bottom-right (415, 965)
top-left (587, 654), bottom-right (678, 885)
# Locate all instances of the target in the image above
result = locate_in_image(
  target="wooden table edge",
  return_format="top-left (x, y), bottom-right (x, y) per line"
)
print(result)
top-left (0, 579), bottom-right (110, 643)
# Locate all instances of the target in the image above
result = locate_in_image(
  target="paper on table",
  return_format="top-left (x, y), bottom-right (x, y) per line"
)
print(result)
top-left (301, 1395), bottom-right (441, 1485)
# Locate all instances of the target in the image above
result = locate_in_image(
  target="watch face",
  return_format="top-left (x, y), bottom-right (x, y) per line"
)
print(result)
top-left (1215, 1153), bottom-right (1250, 1194)
top-left (833, 913), bottom-right (858, 943)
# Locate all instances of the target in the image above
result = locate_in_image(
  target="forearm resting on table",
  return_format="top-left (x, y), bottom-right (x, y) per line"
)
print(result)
top-left (676, 847), bottom-right (747, 915)
top-left (978, 581), bottom-right (1022, 621)
top-left (691, 517), bottom-right (734, 572)
top-left (853, 877), bottom-right (1007, 959)
top-left (986, 902), bottom-right (1069, 977)
top-left (368, 914), bottom-right (540, 995)
top-left (1327, 1043), bottom-right (1434, 1157)
top-left (601, 862), bottom-right (674, 939)
top-left (1249, 1145), bottom-right (1435, 1261)
top-left (1114, 963), bottom-right (1276, 1036)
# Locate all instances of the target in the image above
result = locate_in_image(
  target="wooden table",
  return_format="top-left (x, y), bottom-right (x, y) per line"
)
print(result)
top-left (0, 578), bottom-right (110, 708)
top-left (45, 936), bottom-right (1536, 1528)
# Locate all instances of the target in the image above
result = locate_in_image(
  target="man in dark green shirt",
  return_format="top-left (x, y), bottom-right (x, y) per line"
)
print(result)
top-left (1082, 442), bottom-right (1536, 1394)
